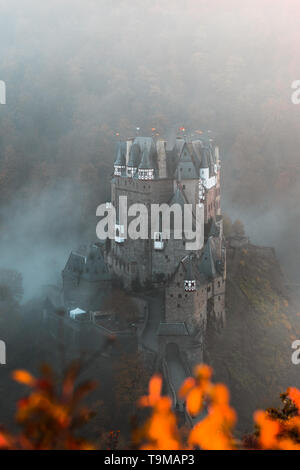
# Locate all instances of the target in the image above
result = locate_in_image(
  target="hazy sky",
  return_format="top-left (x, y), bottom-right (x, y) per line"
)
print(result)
top-left (0, 0), bottom-right (299, 298)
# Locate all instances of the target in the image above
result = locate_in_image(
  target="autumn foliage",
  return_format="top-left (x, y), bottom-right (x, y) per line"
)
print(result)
top-left (0, 363), bottom-right (97, 450)
top-left (1, 363), bottom-right (300, 450)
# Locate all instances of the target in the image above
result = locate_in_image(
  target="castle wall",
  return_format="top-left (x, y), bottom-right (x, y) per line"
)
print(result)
top-left (151, 239), bottom-right (190, 282)
top-left (111, 176), bottom-right (204, 285)
top-left (112, 177), bottom-right (174, 208)
top-left (205, 186), bottom-right (217, 222)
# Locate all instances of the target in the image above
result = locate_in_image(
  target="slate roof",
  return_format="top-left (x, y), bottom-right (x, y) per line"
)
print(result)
top-left (113, 134), bottom-right (218, 180)
top-left (83, 244), bottom-right (112, 282)
top-left (64, 252), bottom-right (86, 275)
top-left (175, 142), bottom-right (198, 179)
top-left (169, 185), bottom-right (188, 207)
top-left (198, 237), bottom-right (216, 278)
top-left (114, 141), bottom-right (126, 166)
top-left (127, 143), bottom-right (140, 168)
top-left (139, 143), bottom-right (154, 170)
top-left (64, 245), bottom-right (112, 282)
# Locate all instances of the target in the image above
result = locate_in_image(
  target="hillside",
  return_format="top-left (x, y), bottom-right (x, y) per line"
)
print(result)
top-left (205, 241), bottom-right (300, 435)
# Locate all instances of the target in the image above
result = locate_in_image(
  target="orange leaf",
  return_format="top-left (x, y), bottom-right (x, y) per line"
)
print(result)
top-left (194, 364), bottom-right (212, 381)
top-left (179, 377), bottom-right (196, 399)
top-left (288, 387), bottom-right (300, 412)
top-left (0, 433), bottom-right (9, 448)
top-left (12, 370), bottom-right (36, 387)
top-left (254, 411), bottom-right (280, 449)
top-left (186, 387), bottom-right (203, 416)
top-left (148, 375), bottom-right (162, 406)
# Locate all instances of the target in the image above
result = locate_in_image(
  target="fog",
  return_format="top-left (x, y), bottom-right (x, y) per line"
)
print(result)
top-left (0, 0), bottom-right (300, 299)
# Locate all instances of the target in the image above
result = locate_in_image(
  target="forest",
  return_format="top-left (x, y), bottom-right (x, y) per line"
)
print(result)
top-left (0, 0), bottom-right (300, 452)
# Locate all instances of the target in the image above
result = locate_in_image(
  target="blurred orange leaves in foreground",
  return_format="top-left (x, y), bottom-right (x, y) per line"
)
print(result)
top-left (1, 363), bottom-right (300, 450)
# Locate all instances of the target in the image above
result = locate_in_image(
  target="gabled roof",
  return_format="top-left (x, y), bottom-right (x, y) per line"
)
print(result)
top-left (175, 142), bottom-right (198, 179)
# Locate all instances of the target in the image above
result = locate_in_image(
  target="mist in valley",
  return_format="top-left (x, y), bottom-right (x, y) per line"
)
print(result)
top-left (0, 0), bottom-right (300, 438)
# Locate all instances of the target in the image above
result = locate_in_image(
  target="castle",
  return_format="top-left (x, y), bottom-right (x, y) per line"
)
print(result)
top-left (62, 131), bottom-right (226, 370)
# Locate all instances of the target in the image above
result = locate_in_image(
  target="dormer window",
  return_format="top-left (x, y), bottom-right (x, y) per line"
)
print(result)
top-left (138, 169), bottom-right (154, 180)
top-left (154, 232), bottom-right (164, 250)
top-left (184, 280), bottom-right (196, 292)
top-left (115, 224), bottom-right (125, 243)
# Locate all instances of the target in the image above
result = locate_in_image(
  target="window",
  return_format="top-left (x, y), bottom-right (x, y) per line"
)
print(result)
top-left (185, 280), bottom-right (196, 292)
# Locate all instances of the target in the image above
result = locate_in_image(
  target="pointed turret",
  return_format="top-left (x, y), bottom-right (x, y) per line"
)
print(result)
top-left (169, 185), bottom-right (187, 208)
top-left (198, 237), bottom-right (216, 278)
top-left (114, 142), bottom-right (126, 176)
top-left (138, 144), bottom-right (154, 180)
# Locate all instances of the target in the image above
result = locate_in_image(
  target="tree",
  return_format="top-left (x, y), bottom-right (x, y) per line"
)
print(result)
top-left (222, 213), bottom-right (233, 237)
top-left (232, 219), bottom-right (245, 237)
top-left (114, 353), bottom-right (150, 414)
